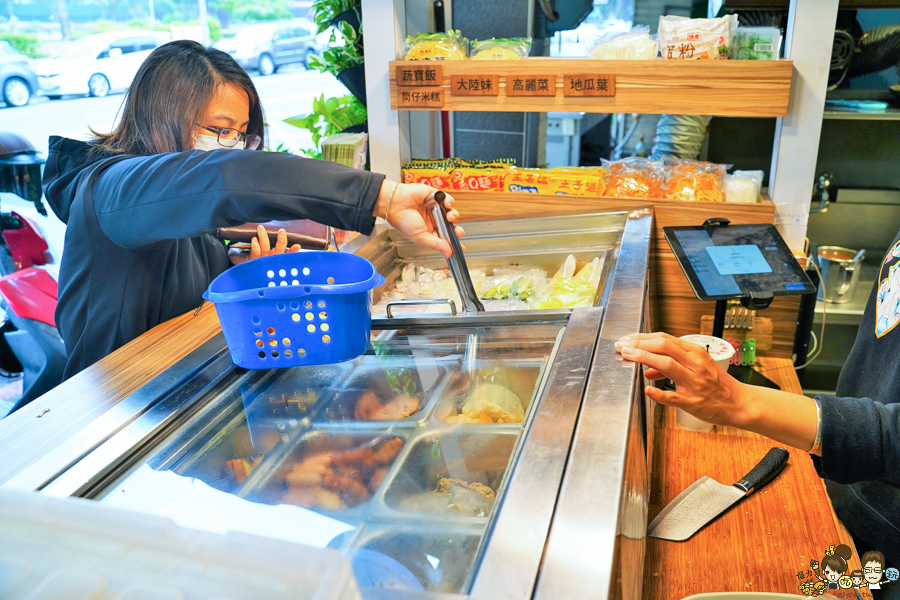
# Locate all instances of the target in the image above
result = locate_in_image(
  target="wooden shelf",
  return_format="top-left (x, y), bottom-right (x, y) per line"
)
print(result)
top-left (389, 59), bottom-right (793, 117)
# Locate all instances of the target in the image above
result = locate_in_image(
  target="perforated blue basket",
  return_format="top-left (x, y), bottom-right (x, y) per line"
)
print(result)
top-left (203, 251), bottom-right (384, 369)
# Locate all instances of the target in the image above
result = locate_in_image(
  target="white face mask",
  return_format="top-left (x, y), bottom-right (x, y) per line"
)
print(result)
top-left (194, 134), bottom-right (245, 151)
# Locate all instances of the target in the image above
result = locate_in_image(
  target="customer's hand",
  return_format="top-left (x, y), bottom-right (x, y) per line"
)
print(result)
top-left (250, 225), bottom-right (302, 260)
top-left (376, 181), bottom-right (464, 258)
top-left (614, 332), bottom-right (748, 427)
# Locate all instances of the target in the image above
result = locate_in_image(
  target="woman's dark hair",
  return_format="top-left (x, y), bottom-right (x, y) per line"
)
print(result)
top-left (92, 40), bottom-right (265, 155)
top-left (822, 544), bottom-right (852, 575)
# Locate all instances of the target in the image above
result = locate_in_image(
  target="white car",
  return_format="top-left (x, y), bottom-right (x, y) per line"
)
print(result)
top-left (35, 31), bottom-right (170, 98)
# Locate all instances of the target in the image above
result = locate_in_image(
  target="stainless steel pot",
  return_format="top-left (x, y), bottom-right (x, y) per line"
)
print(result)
top-left (817, 245), bottom-right (865, 303)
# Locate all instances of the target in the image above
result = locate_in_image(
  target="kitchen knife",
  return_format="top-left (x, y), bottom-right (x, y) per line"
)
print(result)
top-left (647, 447), bottom-right (789, 541)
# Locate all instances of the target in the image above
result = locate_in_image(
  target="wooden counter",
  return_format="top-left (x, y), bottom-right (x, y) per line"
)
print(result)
top-left (644, 357), bottom-right (863, 599)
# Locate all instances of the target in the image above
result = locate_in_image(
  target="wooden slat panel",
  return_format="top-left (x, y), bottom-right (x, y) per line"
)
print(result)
top-left (649, 358), bottom-right (862, 597)
top-left (644, 429), bottom-right (850, 599)
top-left (389, 59), bottom-right (793, 117)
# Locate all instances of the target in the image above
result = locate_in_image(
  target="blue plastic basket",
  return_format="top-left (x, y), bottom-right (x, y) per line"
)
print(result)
top-left (203, 251), bottom-right (384, 369)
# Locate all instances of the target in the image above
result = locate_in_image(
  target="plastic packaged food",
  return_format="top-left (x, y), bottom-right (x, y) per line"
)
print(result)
top-left (450, 165), bottom-right (509, 192)
top-left (588, 26), bottom-right (659, 60)
top-left (730, 27), bottom-right (782, 60)
top-left (504, 167), bottom-right (553, 194)
top-left (664, 159), bottom-right (728, 202)
top-left (404, 29), bottom-right (468, 60)
top-left (658, 14), bottom-right (738, 60)
top-left (725, 170), bottom-right (763, 203)
top-left (602, 157), bottom-right (665, 199)
top-left (548, 167), bottom-right (607, 196)
top-left (402, 160), bottom-right (454, 189)
top-left (471, 37), bottom-right (531, 60)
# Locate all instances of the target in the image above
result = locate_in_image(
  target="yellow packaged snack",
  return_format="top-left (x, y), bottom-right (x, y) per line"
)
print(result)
top-left (549, 167), bottom-right (608, 197)
top-left (450, 166), bottom-right (508, 192)
top-left (404, 30), bottom-right (468, 61)
top-left (402, 160), bottom-right (454, 189)
top-left (504, 167), bottom-right (553, 194)
top-left (471, 38), bottom-right (531, 60)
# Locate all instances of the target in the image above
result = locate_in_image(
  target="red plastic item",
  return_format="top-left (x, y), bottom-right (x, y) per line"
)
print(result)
top-left (727, 338), bottom-right (742, 365)
top-left (4, 211), bottom-right (51, 270)
top-left (0, 268), bottom-right (57, 327)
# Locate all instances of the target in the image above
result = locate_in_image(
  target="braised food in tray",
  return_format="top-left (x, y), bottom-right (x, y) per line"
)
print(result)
top-left (279, 436), bottom-right (404, 510)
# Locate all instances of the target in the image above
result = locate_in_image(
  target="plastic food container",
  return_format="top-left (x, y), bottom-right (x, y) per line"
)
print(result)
top-left (204, 251), bottom-right (384, 369)
top-left (675, 334), bottom-right (736, 432)
top-left (0, 488), bottom-right (359, 600)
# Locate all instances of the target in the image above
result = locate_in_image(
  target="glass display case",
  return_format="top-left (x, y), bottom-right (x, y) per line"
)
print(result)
top-left (3, 209), bottom-right (652, 600)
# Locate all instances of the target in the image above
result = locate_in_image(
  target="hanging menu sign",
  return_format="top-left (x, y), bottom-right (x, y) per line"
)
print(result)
top-left (397, 88), bottom-right (444, 108)
top-left (563, 74), bottom-right (616, 97)
top-left (506, 75), bottom-right (556, 96)
top-left (396, 65), bottom-right (443, 87)
top-left (451, 74), bottom-right (499, 96)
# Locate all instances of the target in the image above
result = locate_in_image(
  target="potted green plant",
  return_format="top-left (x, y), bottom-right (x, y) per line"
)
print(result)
top-left (308, 21), bottom-right (366, 106)
top-left (284, 94), bottom-right (367, 160)
top-left (309, 0), bottom-right (360, 36)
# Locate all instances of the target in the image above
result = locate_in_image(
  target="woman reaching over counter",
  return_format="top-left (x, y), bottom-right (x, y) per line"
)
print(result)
top-left (617, 228), bottom-right (900, 597)
top-left (41, 40), bottom-right (462, 380)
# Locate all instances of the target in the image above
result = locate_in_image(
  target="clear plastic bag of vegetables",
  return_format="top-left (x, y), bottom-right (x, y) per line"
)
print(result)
top-left (471, 37), bottom-right (532, 60)
top-left (404, 29), bottom-right (468, 60)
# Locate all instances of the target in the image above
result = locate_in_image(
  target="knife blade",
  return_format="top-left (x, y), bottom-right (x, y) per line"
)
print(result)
top-left (647, 447), bottom-right (789, 541)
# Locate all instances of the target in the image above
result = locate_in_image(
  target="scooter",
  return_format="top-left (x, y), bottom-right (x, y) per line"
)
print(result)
top-left (0, 132), bottom-right (65, 415)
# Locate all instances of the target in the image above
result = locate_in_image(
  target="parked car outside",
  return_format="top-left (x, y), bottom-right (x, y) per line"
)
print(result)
top-left (0, 41), bottom-right (39, 108)
top-left (34, 30), bottom-right (170, 99)
top-left (215, 20), bottom-right (318, 75)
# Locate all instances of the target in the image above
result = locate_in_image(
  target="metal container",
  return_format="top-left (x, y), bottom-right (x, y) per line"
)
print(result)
top-left (817, 245), bottom-right (865, 303)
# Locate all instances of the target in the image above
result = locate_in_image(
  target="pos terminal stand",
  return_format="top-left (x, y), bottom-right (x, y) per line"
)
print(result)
top-left (662, 218), bottom-right (817, 391)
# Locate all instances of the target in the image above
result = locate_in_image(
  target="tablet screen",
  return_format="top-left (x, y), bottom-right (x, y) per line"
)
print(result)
top-left (664, 224), bottom-right (815, 301)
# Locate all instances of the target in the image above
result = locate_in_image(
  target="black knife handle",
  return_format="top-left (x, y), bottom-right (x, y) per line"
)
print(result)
top-left (733, 447), bottom-right (789, 494)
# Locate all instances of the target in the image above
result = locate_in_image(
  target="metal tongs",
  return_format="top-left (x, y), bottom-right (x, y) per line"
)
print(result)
top-left (429, 191), bottom-right (485, 313)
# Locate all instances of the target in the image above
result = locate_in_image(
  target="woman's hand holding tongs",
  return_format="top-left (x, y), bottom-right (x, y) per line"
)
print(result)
top-left (376, 181), bottom-right (465, 258)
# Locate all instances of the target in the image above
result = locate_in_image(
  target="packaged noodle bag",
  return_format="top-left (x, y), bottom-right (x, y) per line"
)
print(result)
top-left (662, 159), bottom-right (729, 202)
top-left (402, 160), bottom-right (454, 189)
top-left (658, 14), bottom-right (738, 60)
top-left (548, 167), bottom-right (607, 197)
top-left (588, 26), bottom-right (659, 60)
top-left (404, 30), bottom-right (468, 61)
top-left (504, 167), bottom-right (553, 194)
top-left (602, 158), bottom-right (665, 199)
top-left (471, 37), bottom-right (532, 60)
top-left (450, 165), bottom-right (508, 192)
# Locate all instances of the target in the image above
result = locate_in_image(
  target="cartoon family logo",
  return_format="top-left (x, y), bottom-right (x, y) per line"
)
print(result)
top-left (875, 239), bottom-right (900, 338)
top-left (797, 544), bottom-right (899, 596)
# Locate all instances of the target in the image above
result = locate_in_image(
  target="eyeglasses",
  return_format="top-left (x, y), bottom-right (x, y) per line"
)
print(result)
top-left (863, 568), bottom-right (882, 574)
top-left (196, 124), bottom-right (261, 150)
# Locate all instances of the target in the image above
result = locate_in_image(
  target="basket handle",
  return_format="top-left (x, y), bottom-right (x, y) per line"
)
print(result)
top-left (386, 299), bottom-right (458, 318)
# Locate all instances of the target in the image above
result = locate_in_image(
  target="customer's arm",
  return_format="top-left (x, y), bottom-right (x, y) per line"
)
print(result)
top-left (616, 332), bottom-right (900, 488)
top-left (89, 150), bottom-right (461, 256)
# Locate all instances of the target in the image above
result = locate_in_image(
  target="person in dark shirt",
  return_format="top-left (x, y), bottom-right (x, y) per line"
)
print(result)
top-left (43, 40), bottom-right (464, 379)
top-left (616, 229), bottom-right (900, 596)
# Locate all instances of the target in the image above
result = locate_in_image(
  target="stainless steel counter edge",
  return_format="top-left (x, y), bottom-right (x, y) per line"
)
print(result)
top-left (534, 208), bottom-right (652, 600)
top-left (0, 334), bottom-right (229, 491)
top-left (469, 306), bottom-right (602, 600)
